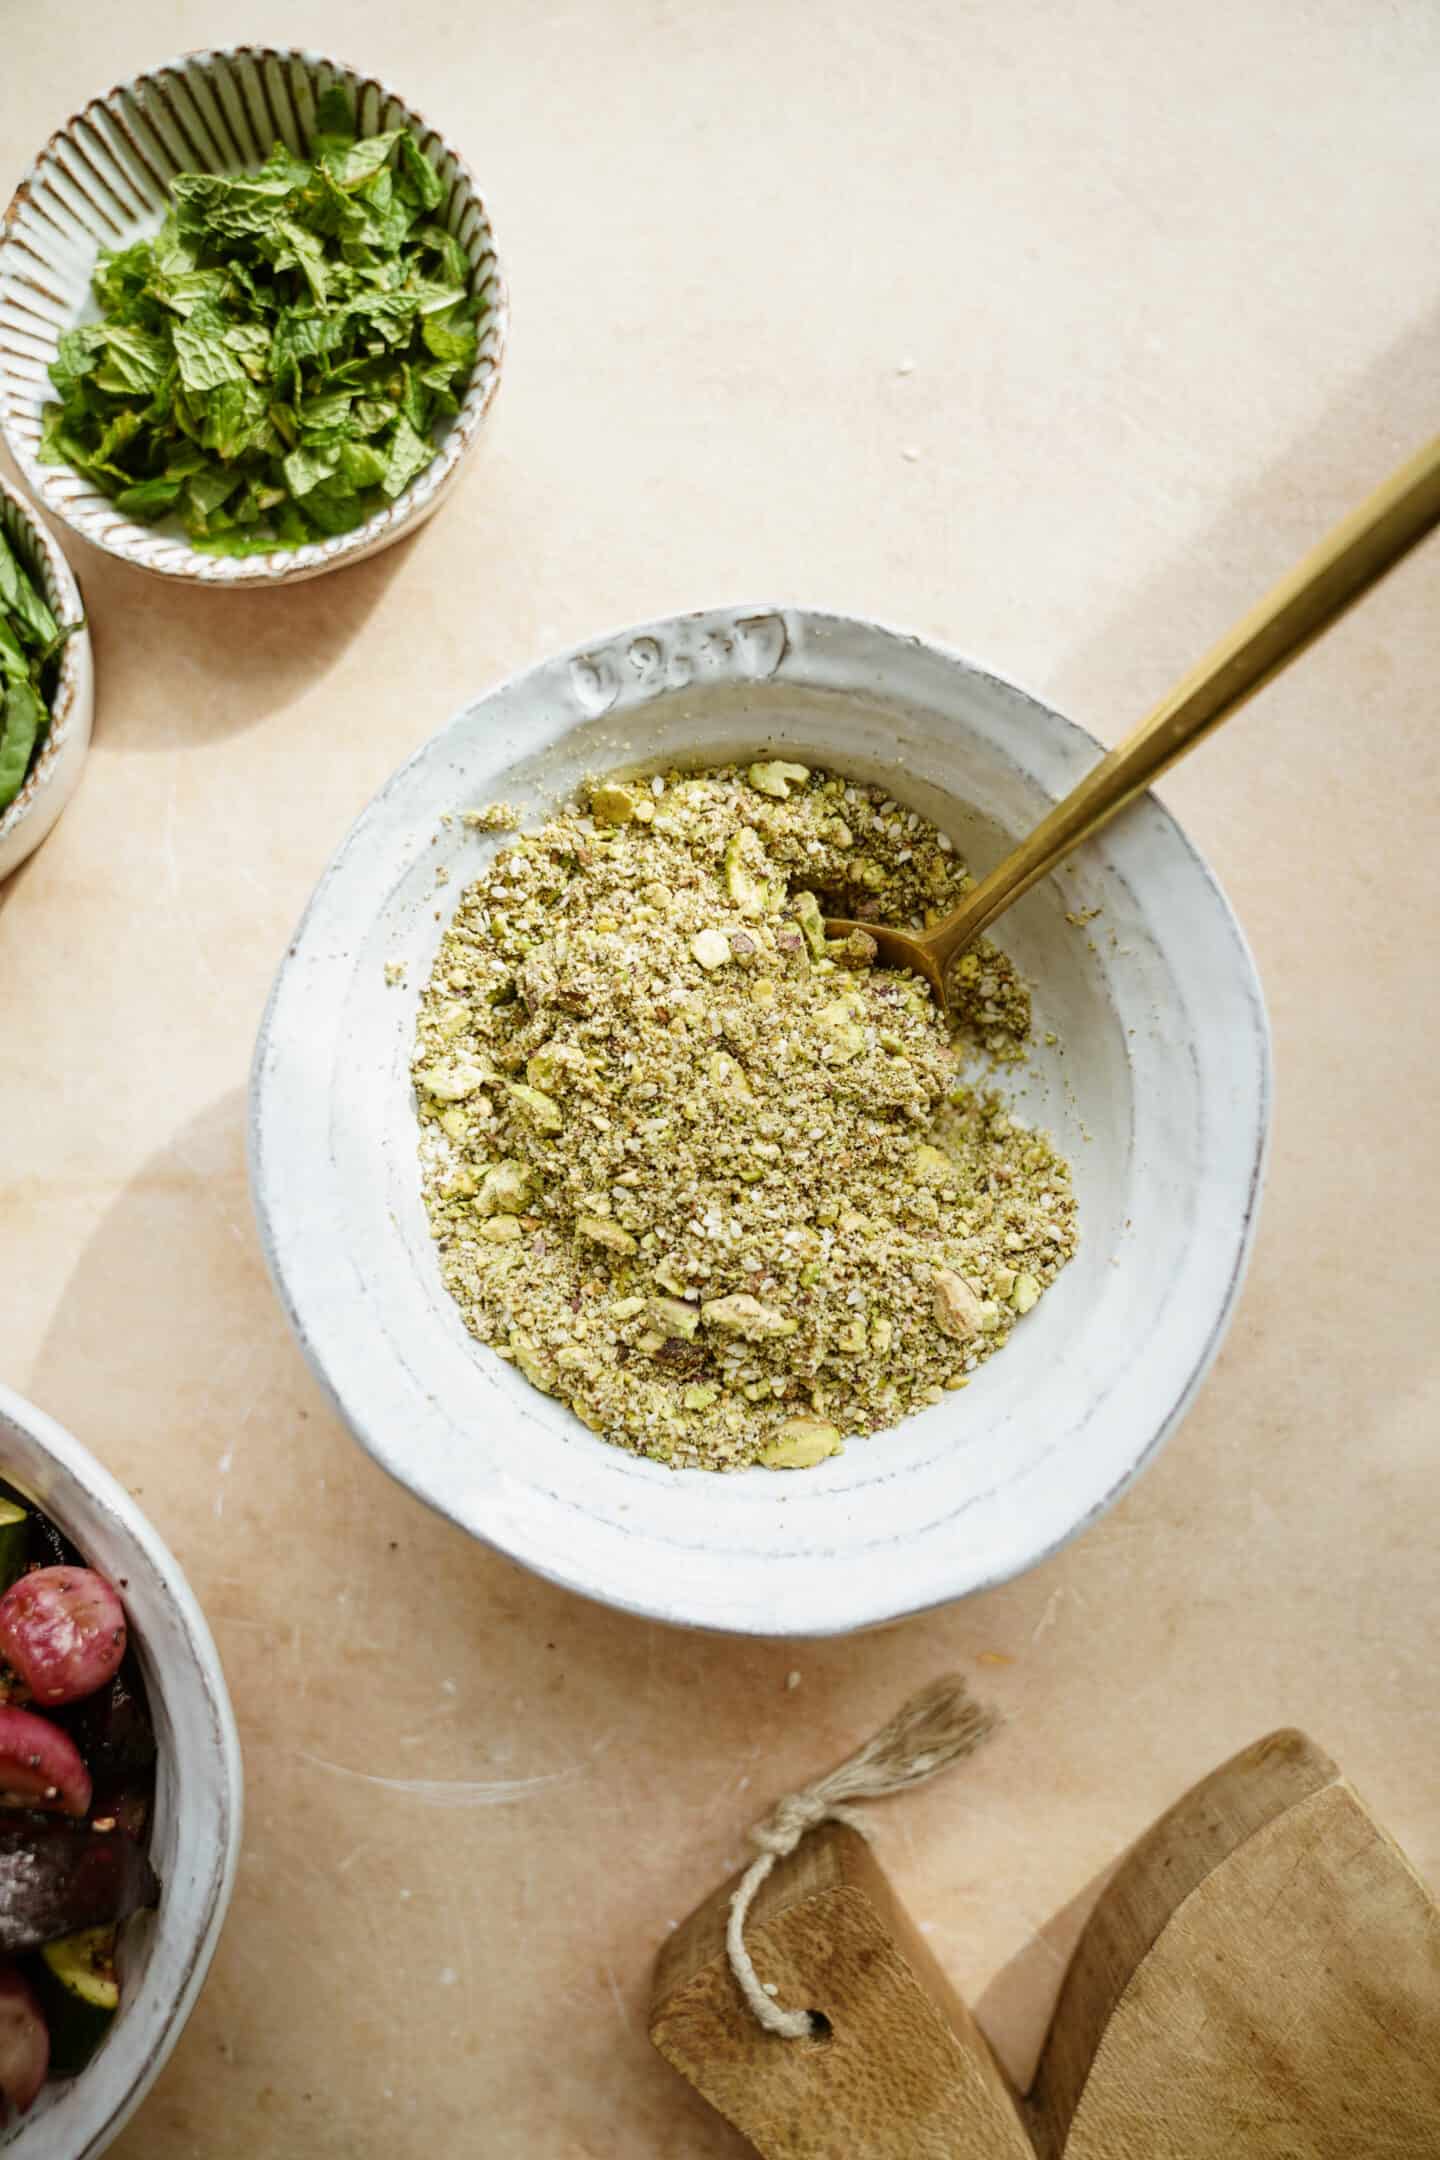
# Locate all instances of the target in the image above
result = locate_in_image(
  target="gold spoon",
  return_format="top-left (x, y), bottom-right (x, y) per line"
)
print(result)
top-left (826, 434), bottom-right (1440, 1007)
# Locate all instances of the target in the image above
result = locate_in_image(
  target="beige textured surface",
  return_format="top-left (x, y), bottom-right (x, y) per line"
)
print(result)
top-left (2, 2), bottom-right (1438, 2153)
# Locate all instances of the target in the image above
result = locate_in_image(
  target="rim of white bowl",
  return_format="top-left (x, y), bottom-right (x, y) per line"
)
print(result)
top-left (0, 45), bottom-right (507, 587)
top-left (249, 604), bottom-right (1272, 1635)
top-left (0, 478), bottom-right (88, 848)
top-left (0, 1382), bottom-right (243, 2153)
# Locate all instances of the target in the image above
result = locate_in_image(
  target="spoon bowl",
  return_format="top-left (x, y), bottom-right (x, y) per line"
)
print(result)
top-left (821, 917), bottom-right (951, 1007)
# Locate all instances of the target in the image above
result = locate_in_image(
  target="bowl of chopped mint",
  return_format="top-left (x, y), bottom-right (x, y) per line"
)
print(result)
top-left (0, 477), bottom-right (91, 882)
top-left (0, 49), bottom-right (505, 587)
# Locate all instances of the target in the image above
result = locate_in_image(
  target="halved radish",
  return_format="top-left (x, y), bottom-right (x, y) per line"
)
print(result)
top-left (0, 1706), bottom-right (92, 1817)
top-left (0, 1568), bottom-right (127, 1706)
top-left (0, 1964), bottom-right (48, 2116)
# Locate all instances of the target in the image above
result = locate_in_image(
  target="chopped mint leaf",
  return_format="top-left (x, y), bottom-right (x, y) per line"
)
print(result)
top-left (41, 113), bottom-right (484, 554)
top-left (396, 133), bottom-right (445, 212)
top-left (114, 476), bottom-right (183, 519)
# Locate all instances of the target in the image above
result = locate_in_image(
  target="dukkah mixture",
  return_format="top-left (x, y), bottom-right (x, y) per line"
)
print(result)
top-left (412, 762), bottom-right (1077, 1470)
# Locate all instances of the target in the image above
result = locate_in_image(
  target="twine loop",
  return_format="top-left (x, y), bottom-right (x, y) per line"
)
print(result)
top-left (725, 1674), bottom-right (999, 2039)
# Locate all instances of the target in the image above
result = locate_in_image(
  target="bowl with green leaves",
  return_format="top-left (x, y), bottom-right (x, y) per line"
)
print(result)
top-left (0, 49), bottom-right (506, 587)
top-left (0, 479), bottom-right (91, 883)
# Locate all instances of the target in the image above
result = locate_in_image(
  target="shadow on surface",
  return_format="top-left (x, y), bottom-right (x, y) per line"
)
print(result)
top-left (26, 1085), bottom-right (836, 2156)
top-left (0, 842), bottom-right (38, 915)
top-left (973, 1856), bottom-right (1118, 2095)
top-left (0, 445), bottom-right (415, 753)
top-left (65, 526), bottom-right (415, 753)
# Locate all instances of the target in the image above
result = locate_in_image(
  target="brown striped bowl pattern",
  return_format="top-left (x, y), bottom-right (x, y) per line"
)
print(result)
top-left (0, 48), bottom-right (506, 588)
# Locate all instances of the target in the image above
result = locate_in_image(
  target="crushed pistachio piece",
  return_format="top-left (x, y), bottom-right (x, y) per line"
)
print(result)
top-left (479, 1215), bottom-right (523, 1244)
top-left (1012, 1271), bottom-right (1041, 1314)
top-left (649, 1295), bottom-right (701, 1340)
top-left (725, 828), bottom-right (783, 916)
top-left (578, 1215), bottom-right (638, 1256)
top-left (760, 1417), bottom-right (842, 1469)
top-left (415, 1060), bottom-right (487, 1102)
top-left (932, 1268), bottom-right (987, 1341)
top-left (505, 1082), bottom-right (564, 1133)
top-left (475, 1160), bottom-right (533, 1216)
top-left (816, 996), bottom-right (866, 1061)
top-left (791, 889), bottom-right (828, 960)
top-left (701, 1293), bottom-right (797, 1340)
top-left (462, 802), bottom-right (521, 831)
top-left (689, 928), bottom-right (732, 970)
top-left (414, 761), bottom-right (1077, 1470)
top-left (831, 928), bottom-right (878, 969)
top-left (910, 1143), bottom-right (956, 1186)
top-left (526, 1041), bottom-right (588, 1092)
top-left (747, 760), bottom-right (810, 800)
top-left (590, 782), bottom-right (639, 825)
top-left (509, 1332), bottom-right (554, 1392)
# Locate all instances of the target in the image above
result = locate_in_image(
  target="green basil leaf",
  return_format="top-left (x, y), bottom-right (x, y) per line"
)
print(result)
top-left (0, 678), bottom-right (44, 810)
top-left (0, 615), bottom-right (31, 684)
top-left (0, 533), bottom-right (59, 649)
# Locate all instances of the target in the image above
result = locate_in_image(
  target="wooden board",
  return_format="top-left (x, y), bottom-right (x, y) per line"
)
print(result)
top-left (651, 1730), bottom-right (1440, 2158)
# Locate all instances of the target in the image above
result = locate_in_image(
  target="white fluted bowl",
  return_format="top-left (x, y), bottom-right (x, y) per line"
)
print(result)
top-left (0, 48), bottom-right (505, 588)
top-left (0, 480), bottom-right (92, 882)
top-left (0, 1385), bottom-right (242, 2156)
top-left (250, 607), bottom-right (1271, 1636)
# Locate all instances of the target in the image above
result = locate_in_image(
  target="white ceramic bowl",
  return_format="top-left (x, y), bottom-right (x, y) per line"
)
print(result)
top-left (0, 48), bottom-right (505, 588)
top-left (0, 1384), bottom-right (242, 2156)
top-left (0, 481), bottom-right (92, 882)
top-left (249, 607), bottom-right (1270, 1636)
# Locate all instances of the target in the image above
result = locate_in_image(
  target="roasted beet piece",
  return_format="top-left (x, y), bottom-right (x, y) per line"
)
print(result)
top-left (0, 1819), bottom-right (159, 1955)
top-left (50, 1658), bottom-right (156, 1782)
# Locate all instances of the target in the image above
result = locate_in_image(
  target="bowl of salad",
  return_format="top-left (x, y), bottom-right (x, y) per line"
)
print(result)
top-left (0, 481), bottom-right (91, 884)
top-left (0, 48), bottom-right (506, 587)
top-left (0, 1384), bottom-right (241, 2156)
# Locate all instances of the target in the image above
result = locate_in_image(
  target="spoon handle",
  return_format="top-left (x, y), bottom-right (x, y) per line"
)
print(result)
top-left (931, 431), bottom-right (1440, 960)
